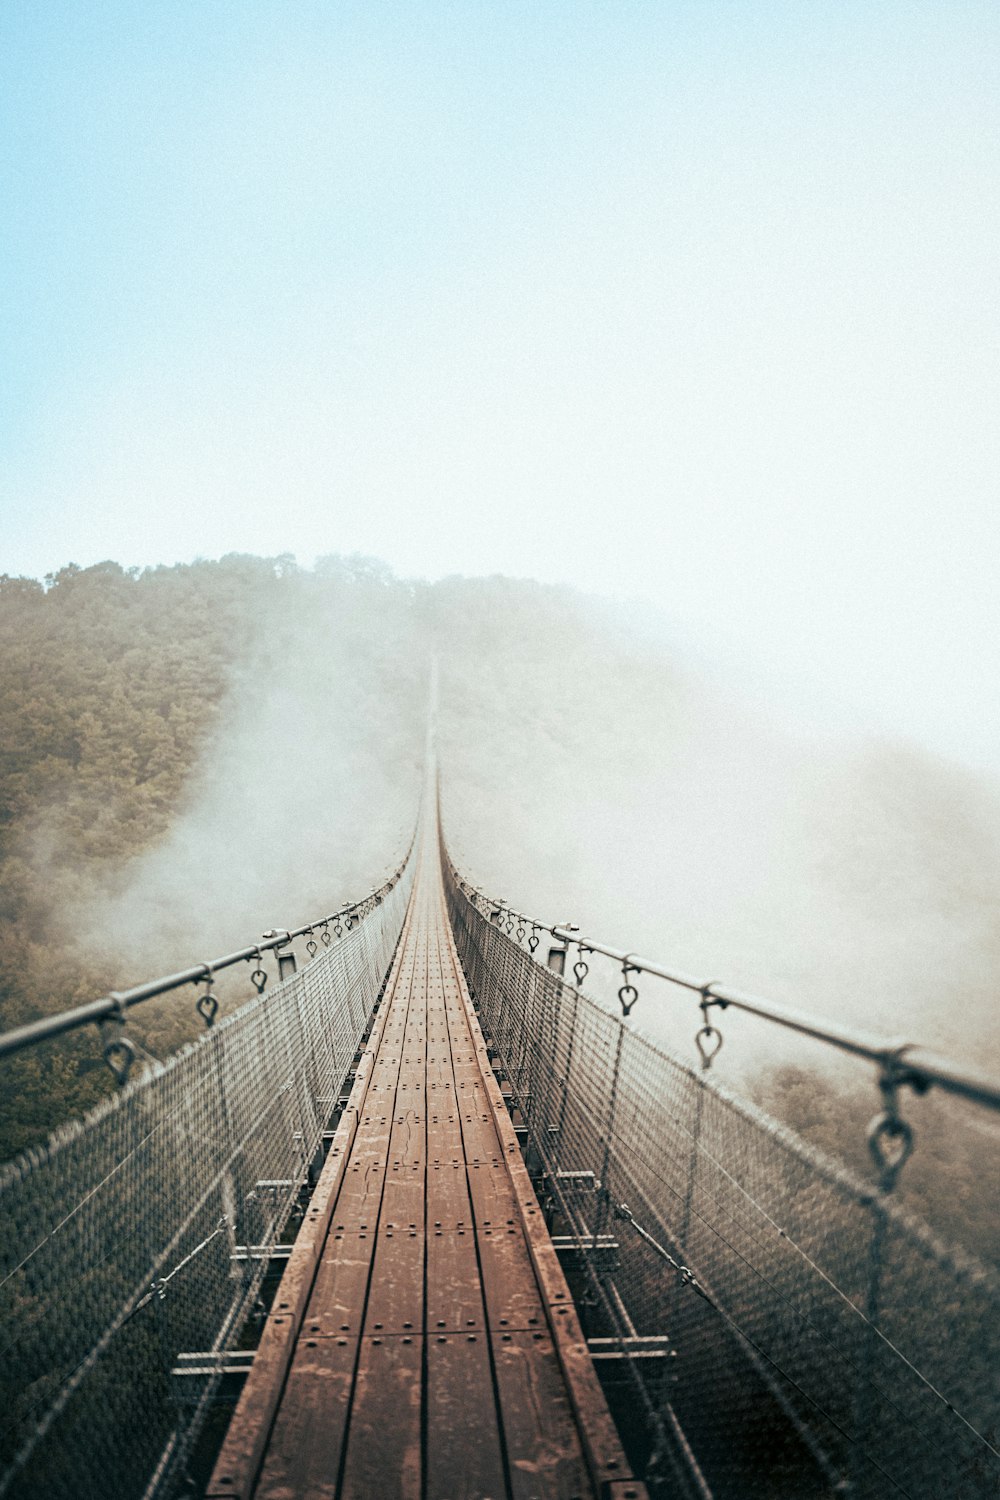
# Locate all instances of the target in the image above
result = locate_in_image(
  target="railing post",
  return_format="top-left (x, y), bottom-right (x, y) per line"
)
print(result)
top-left (556, 982), bottom-right (581, 1150)
top-left (594, 1025), bottom-right (626, 1249)
top-left (547, 923), bottom-right (577, 976)
top-left (263, 924), bottom-right (299, 984)
top-left (543, 927), bottom-right (578, 1161)
top-left (849, 1066), bottom-right (915, 1494)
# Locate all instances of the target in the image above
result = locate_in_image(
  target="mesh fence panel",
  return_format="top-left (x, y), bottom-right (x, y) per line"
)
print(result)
top-left (0, 863), bottom-right (413, 1500)
top-left (444, 856), bottom-right (1000, 1500)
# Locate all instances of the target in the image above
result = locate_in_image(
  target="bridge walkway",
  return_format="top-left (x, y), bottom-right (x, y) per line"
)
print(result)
top-left (207, 820), bottom-right (646, 1500)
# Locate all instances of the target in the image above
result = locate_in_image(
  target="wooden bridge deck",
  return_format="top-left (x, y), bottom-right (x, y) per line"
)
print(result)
top-left (207, 827), bottom-right (646, 1500)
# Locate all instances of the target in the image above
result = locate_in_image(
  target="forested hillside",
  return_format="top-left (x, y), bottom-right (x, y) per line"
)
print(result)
top-left (1, 553), bottom-right (998, 1262)
top-left (0, 554), bottom-right (425, 1153)
top-left (0, 558), bottom-right (258, 1149)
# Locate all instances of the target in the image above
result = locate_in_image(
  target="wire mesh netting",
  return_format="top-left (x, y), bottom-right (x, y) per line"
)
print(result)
top-left (0, 861), bottom-right (413, 1500)
top-left (444, 853), bottom-right (1000, 1500)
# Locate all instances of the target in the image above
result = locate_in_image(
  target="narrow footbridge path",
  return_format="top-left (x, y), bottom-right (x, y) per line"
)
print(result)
top-left (208, 813), bottom-right (645, 1500)
top-left (6, 776), bottom-right (999, 1499)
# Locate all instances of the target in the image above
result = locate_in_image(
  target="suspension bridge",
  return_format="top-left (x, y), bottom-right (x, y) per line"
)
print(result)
top-left (1, 780), bottom-right (999, 1499)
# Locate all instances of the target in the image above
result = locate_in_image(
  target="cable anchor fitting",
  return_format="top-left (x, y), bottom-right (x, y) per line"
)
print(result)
top-left (195, 965), bottom-right (219, 1028)
top-left (695, 985), bottom-right (725, 1070)
top-left (618, 957), bottom-right (640, 1016)
top-left (100, 994), bottom-right (137, 1086)
top-left (246, 947), bottom-right (268, 994)
top-left (867, 1046), bottom-right (921, 1192)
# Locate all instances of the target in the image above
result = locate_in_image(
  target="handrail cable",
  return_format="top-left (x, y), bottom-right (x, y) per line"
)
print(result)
top-left (0, 830), bottom-right (417, 1062)
top-left (453, 872), bottom-right (1000, 1113)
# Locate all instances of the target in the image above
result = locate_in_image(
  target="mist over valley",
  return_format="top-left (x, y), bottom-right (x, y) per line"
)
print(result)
top-left (2, 552), bottom-right (997, 1258)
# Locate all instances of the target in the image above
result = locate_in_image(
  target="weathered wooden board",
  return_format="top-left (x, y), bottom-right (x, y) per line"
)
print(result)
top-left (425, 1329), bottom-right (507, 1500)
top-left (337, 1335), bottom-right (423, 1500)
top-left (252, 1335), bottom-right (358, 1500)
top-left (492, 1330), bottom-right (594, 1500)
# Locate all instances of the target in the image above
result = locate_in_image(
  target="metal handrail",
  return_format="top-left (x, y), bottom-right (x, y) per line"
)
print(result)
top-left (449, 862), bottom-right (1000, 1114)
top-left (0, 832), bottom-right (417, 1062)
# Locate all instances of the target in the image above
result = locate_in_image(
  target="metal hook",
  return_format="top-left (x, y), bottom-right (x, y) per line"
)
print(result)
top-left (247, 948), bottom-right (268, 994)
top-left (98, 994), bottom-right (137, 1084)
top-left (695, 985), bottom-right (725, 1069)
top-left (618, 983), bottom-right (639, 1016)
top-left (867, 1112), bottom-right (914, 1190)
top-left (196, 991), bottom-right (219, 1027)
top-left (573, 943), bottom-right (591, 987)
top-left (104, 1035), bottom-right (137, 1085)
top-left (867, 1048), bottom-right (917, 1191)
top-left (618, 958), bottom-right (640, 1016)
top-left (695, 1025), bottom-right (723, 1069)
top-left (195, 966), bottom-right (218, 1027)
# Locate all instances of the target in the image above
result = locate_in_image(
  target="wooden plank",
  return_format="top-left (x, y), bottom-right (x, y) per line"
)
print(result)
top-left (362, 929), bottom-right (428, 1331)
top-left (434, 902), bottom-right (616, 1497)
top-left (492, 1330), bottom-right (595, 1500)
top-left (337, 1334), bottom-right (423, 1500)
top-left (253, 951), bottom-right (421, 1472)
top-left (336, 876), bottom-right (428, 1495)
top-left (425, 1224), bottom-right (486, 1333)
top-left (252, 1335), bottom-right (358, 1500)
top-left (298, 1232), bottom-right (373, 1339)
top-left (327, 1141), bottom-right (389, 1224)
top-left (361, 1219), bottom-right (425, 1336)
top-left (475, 1220), bottom-right (550, 1332)
top-left (425, 1329), bottom-right (507, 1500)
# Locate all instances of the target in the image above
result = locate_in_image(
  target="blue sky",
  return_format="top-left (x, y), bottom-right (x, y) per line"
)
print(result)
top-left (2, 2), bottom-right (998, 764)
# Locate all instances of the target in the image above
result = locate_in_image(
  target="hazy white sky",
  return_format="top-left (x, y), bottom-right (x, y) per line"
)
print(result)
top-left (2, 2), bottom-right (998, 765)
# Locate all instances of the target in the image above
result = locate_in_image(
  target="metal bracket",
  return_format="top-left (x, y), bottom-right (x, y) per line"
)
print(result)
top-left (263, 929), bottom-right (296, 980)
top-left (230, 1244), bottom-right (293, 1265)
top-left (554, 1169), bottom-right (597, 1192)
top-left (171, 1349), bottom-right (255, 1404)
top-left (552, 1235), bottom-right (620, 1271)
top-left (587, 1335), bottom-right (674, 1362)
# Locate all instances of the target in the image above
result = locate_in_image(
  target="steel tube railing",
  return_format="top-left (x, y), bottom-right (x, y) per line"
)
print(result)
top-left (456, 880), bottom-right (1000, 1113)
top-left (0, 837), bottom-right (416, 1062)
